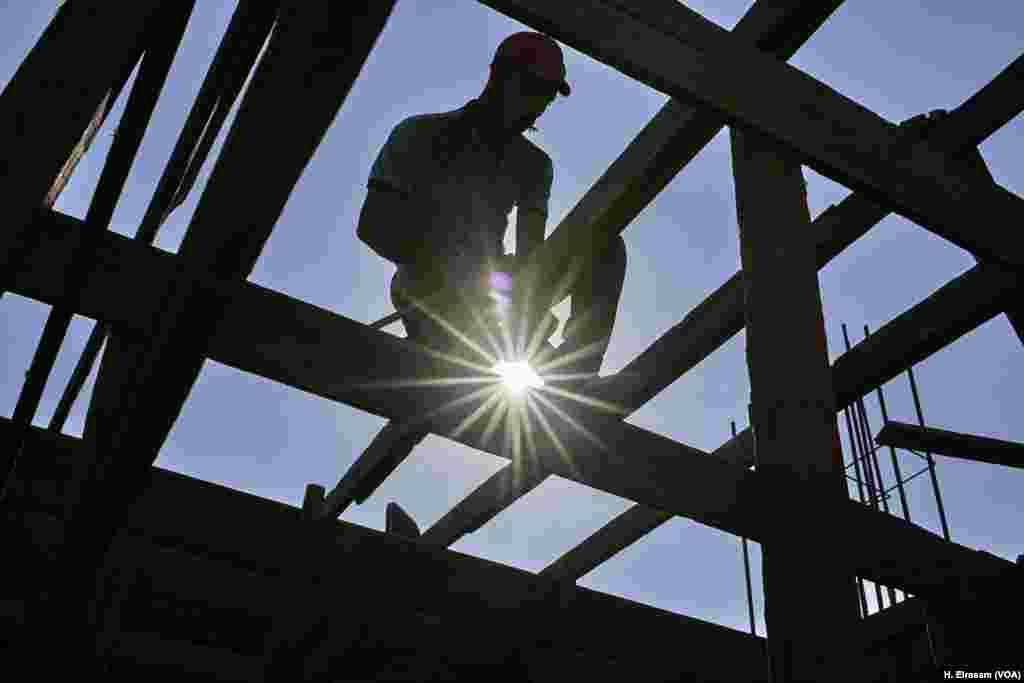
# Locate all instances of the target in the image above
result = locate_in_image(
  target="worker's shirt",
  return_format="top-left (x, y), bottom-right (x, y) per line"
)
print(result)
top-left (368, 99), bottom-right (553, 299)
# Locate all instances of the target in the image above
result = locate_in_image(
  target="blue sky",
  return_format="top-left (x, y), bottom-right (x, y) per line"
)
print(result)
top-left (2, 1), bottom-right (1021, 636)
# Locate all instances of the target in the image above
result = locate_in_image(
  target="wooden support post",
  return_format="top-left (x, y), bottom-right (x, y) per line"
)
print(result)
top-left (730, 127), bottom-right (859, 680)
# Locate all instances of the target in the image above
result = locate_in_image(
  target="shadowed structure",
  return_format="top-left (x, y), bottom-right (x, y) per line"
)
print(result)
top-left (1, 1), bottom-right (1021, 681)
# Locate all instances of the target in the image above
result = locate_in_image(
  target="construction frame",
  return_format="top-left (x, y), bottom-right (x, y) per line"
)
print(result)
top-left (1, 1), bottom-right (1021, 681)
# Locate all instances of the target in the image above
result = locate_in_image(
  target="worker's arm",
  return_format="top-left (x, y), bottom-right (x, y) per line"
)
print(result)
top-left (516, 150), bottom-right (553, 260)
top-left (516, 207), bottom-right (546, 261)
top-left (359, 117), bottom-right (446, 268)
top-left (356, 181), bottom-right (441, 266)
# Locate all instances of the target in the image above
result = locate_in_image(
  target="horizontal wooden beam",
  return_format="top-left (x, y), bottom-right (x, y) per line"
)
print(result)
top-left (543, 259), bottom-right (1021, 581)
top-left (876, 421), bottom-right (1024, 470)
top-left (10, 213), bottom-right (1017, 596)
top-left (477, 0), bottom-right (1024, 269)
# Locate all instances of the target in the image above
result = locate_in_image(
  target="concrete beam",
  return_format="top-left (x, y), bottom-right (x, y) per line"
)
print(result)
top-left (8, 216), bottom-right (1017, 598)
top-left (876, 421), bottom-right (1024, 470)
top-left (3, 417), bottom-right (770, 682)
top-left (507, 0), bottom-right (846, 305)
top-left (477, 0), bottom-right (1024, 269)
top-left (536, 60), bottom-right (1024, 582)
top-left (419, 0), bottom-right (843, 547)
top-left (422, 58), bottom-right (1023, 549)
top-left (542, 259), bottom-right (1021, 582)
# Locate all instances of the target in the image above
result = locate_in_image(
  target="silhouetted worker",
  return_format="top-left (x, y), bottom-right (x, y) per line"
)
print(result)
top-left (349, 33), bottom-right (626, 495)
top-left (358, 31), bottom-right (626, 386)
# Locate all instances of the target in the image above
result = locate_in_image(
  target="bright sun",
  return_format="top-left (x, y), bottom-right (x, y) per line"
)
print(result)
top-left (493, 361), bottom-right (545, 394)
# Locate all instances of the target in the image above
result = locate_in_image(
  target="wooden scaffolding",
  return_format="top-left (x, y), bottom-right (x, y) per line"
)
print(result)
top-left (1, 1), bottom-right (1021, 681)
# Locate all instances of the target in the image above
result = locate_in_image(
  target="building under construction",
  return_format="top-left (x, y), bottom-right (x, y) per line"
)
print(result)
top-left (1, 2), bottom-right (1022, 681)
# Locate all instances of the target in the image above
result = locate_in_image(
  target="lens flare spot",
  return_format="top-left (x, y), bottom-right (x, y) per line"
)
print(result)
top-left (494, 361), bottom-right (544, 393)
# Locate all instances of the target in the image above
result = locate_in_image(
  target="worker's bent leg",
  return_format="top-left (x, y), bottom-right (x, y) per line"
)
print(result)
top-left (558, 235), bottom-right (627, 385)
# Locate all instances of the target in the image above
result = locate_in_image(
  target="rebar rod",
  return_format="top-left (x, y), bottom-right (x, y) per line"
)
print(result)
top-left (732, 419), bottom-right (757, 637)
top-left (907, 366), bottom-right (952, 541)
top-left (841, 324), bottom-right (886, 613)
top-left (854, 398), bottom-right (897, 607)
top-left (865, 325), bottom-right (911, 526)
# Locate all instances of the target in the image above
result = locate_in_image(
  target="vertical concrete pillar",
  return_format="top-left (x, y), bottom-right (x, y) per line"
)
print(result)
top-left (730, 128), bottom-right (861, 681)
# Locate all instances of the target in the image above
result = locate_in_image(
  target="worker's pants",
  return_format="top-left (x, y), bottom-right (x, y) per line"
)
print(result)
top-left (390, 235), bottom-right (628, 447)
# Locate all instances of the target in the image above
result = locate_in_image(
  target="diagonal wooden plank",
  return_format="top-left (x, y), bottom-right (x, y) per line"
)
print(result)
top-left (46, 0), bottom-right (280, 435)
top-left (937, 54), bottom-right (1023, 151)
top-left (876, 421), bottom-right (1024, 471)
top-left (70, 0), bottom-right (396, 520)
top-left (0, 1), bottom-right (165, 280)
top-left (30, 2), bottom-right (398, 670)
top-left (477, 0), bottom-right (1024, 269)
top-left (1, 0), bottom-right (197, 497)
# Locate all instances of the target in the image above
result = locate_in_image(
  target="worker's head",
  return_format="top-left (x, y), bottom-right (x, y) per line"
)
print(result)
top-left (483, 32), bottom-right (570, 134)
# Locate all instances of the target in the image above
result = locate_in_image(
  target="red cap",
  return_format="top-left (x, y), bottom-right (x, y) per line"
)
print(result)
top-left (492, 32), bottom-right (571, 96)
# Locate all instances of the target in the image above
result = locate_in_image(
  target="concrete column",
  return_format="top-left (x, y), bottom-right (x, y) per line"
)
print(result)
top-left (730, 127), bottom-right (861, 681)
